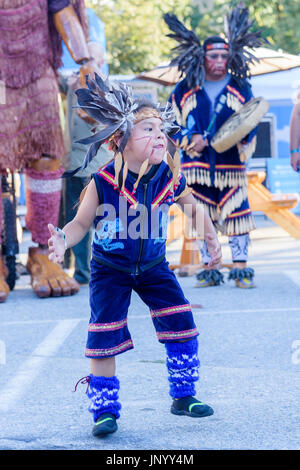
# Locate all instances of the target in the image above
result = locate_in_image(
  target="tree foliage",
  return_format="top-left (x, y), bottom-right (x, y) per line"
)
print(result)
top-left (86, 0), bottom-right (195, 74)
top-left (86, 0), bottom-right (300, 75)
top-left (196, 0), bottom-right (300, 54)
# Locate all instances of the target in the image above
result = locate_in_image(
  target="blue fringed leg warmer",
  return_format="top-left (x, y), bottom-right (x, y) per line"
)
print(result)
top-left (165, 338), bottom-right (200, 399)
top-left (87, 375), bottom-right (122, 423)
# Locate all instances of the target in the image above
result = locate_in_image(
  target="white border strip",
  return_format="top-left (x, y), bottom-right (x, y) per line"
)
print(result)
top-left (25, 175), bottom-right (62, 194)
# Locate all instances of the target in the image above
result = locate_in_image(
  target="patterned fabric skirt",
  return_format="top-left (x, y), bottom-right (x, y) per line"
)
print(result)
top-left (0, 64), bottom-right (65, 171)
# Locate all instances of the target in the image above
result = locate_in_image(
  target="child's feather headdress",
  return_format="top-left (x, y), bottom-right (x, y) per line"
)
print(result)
top-left (63, 74), bottom-right (180, 190)
top-left (63, 74), bottom-right (138, 177)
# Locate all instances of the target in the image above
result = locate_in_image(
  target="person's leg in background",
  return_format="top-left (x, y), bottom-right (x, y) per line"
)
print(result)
top-left (195, 238), bottom-right (224, 287)
top-left (228, 232), bottom-right (255, 288)
top-left (25, 156), bottom-right (80, 298)
top-left (222, 194), bottom-right (256, 288)
top-left (192, 184), bottom-right (224, 287)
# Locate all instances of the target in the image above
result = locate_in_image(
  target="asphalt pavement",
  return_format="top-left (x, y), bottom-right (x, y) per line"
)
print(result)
top-left (0, 215), bottom-right (300, 451)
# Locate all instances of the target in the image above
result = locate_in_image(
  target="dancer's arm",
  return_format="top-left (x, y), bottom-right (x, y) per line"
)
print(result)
top-left (48, 179), bottom-right (99, 263)
top-left (176, 192), bottom-right (222, 266)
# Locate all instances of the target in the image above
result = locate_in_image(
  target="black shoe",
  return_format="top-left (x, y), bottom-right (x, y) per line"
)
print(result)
top-left (171, 396), bottom-right (214, 418)
top-left (92, 413), bottom-right (118, 437)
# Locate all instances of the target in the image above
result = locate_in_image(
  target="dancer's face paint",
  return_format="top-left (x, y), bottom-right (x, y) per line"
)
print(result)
top-left (125, 117), bottom-right (167, 171)
top-left (204, 50), bottom-right (229, 81)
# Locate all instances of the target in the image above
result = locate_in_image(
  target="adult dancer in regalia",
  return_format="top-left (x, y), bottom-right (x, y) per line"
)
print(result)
top-left (164, 5), bottom-right (265, 288)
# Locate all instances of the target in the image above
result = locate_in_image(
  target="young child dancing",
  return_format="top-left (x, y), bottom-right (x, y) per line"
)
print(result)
top-left (47, 74), bottom-right (222, 438)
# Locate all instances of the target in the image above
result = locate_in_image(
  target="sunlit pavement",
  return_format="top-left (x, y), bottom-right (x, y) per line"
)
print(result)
top-left (0, 215), bottom-right (299, 450)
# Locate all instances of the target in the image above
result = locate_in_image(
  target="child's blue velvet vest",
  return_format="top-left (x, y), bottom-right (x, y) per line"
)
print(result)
top-left (92, 160), bottom-right (186, 274)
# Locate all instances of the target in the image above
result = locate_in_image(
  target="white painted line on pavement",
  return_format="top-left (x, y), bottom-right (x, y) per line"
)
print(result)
top-left (0, 318), bottom-right (88, 326)
top-left (283, 270), bottom-right (300, 287)
top-left (0, 319), bottom-right (80, 413)
top-left (129, 306), bottom-right (300, 317)
top-left (130, 306), bottom-right (300, 317)
top-left (193, 306), bottom-right (300, 315)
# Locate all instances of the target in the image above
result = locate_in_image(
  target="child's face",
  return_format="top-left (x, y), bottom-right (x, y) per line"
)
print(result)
top-left (125, 117), bottom-right (167, 166)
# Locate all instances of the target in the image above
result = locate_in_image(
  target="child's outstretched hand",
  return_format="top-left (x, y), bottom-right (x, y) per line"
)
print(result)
top-left (205, 233), bottom-right (222, 267)
top-left (48, 223), bottom-right (66, 263)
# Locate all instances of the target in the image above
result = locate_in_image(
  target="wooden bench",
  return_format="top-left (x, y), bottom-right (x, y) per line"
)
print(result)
top-left (247, 171), bottom-right (300, 239)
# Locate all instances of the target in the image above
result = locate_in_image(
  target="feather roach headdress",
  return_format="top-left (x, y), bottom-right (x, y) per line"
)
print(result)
top-left (63, 73), bottom-right (184, 196)
top-left (224, 5), bottom-right (264, 84)
top-left (164, 3), bottom-right (265, 89)
top-left (163, 12), bottom-right (205, 90)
